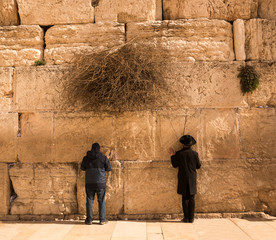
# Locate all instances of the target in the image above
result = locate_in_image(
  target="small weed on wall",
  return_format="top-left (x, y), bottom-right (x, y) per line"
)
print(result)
top-left (238, 65), bottom-right (260, 95)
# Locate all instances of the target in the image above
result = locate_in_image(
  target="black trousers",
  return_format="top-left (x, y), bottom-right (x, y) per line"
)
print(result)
top-left (182, 194), bottom-right (195, 221)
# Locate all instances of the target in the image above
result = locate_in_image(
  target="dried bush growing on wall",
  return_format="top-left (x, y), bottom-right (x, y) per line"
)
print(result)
top-left (63, 43), bottom-right (169, 112)
top-left (238, 65), bottom-right (260, 95)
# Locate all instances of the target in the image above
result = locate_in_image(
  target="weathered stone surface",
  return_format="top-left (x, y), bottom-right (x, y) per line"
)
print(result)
top-left (14, 66), bottom-right (65, 111)
top-left (0, 67), bottom-right (13, 111)
top-left (115, 112), bottom-right (155, 161)
top-left (127, 19), bottom-right (235, 61)
top-left (233, 19), bottom-right (246, 61)
top-left (159, 61), bottom-right (247, 109)
top-left (54, 112), bottom-right (115, 163)
top-left (0, 25), bottom-right (44, 67)
top-left (197, 159), bottom-right (276, 215)
top-left (163, 0), bottom-right (258, 21)
top-left (77, 161), bottom-right (123, 216)
top-left (0, 0), bottom-right (19, 26)
top-left (0, 164), bottom-right (10, 214)
top-left (201, 109), bottom-right (240, 160)
top-left (94, 0), bottom-right (162, 22)
top-left (124, 161), bottom-right (181, 214)
top-left (45, 23), bottom-right (125, 65)
top-left (239, 108), bottom-right (276, 159)
top-left (17, 0), bottom-right (94, 25)
top-left (155, 109), bottom-right (202, 160)
top-left (258, 0), bottom-right (276, 20)
top-left (9, 163), bottom-right (77, 215)
top-left (17, 112), bottom-right (54, 162)
top-left (245, 62), bottom-right (276, 107)
top-left (245, 19), bottom-right (276, 61)
top-left (0, 113), bottom-right (17, 162)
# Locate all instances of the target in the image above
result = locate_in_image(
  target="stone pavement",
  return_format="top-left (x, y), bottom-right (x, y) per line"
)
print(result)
top-left (0, 218), bottom-right (276, 240)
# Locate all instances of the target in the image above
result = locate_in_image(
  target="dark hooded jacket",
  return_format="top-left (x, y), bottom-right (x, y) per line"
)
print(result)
top-left (171, 147), bottom-right (201, 196)
top-left (81, 143), bottom-right (111, 190)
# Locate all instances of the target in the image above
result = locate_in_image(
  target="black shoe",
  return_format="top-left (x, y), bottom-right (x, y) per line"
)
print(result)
top-left (85, 219), bottom-right (93, 225)
top-left (182, 218), bottom-right (189, 223)
top-left (189, 218), bottom-right (194, 223)
top-left (100, 220), bottom-right (108, 225)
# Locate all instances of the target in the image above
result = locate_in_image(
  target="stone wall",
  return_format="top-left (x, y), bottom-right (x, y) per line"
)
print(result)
top-left (0, 0), bottom-right (275, 219)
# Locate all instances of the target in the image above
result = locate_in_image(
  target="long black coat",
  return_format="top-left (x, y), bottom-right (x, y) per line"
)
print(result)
top-left (171, 147), bottom-right (201, 196)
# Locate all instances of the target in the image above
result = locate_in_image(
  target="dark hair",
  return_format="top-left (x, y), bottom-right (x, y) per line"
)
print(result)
top-left (91, 142), bottom-right (100, 151)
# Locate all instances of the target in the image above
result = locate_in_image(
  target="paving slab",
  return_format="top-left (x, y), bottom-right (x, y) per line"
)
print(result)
top-left (0, 218), bottom-right (276, 240)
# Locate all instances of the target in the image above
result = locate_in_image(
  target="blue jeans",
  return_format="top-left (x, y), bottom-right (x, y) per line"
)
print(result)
top-left (85, 188), bottom-right (106, 222)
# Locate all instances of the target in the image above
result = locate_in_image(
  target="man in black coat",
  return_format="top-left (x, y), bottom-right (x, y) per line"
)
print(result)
top-left (169, 135), bottom-right (201, 223)
top-left (81, 142), bottom-right (111, 225)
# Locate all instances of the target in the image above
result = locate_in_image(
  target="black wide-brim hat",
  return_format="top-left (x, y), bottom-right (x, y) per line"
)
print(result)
top-left (179, 135), bottom-right (196, 146)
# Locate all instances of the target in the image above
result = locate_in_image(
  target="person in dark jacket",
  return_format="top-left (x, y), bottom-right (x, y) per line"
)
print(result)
top-left (81, 142), bottom-right (111, 225)
top-left (169, 135), bottom-right (201, 223)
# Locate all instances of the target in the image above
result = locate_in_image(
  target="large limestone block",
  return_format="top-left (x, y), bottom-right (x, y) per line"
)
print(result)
top-left (127, 19), bottom-right (235, 61)
top-left (77, 161), bottom-right (123, 215)
top-left (245, 62), bottom-right (276, 107)
top-left (14, 66), bottom-right (65, 111)
top-left (245, 19), bottom-right (276, 61)
top-left (54, 113), bottom-right (115, 163)
top-left (0, 164), bottom-right (10, 214)
top-left (17, 0), bottom-right (94, 25)
top-left (17, 113), bottom-right (54, 162)
top-left (163, 0), bottom-right (257, 21)
top-left (115, 112), bottom-right (155, 161)
top-left (155, 109), bottom-right (202, 160)
top-left (197, 159), bottom-right (276, 214)
top-left (159, 61), bottom-right (247, 109)
top-left (239, 108), bottom-right (276, 159)
top-left (0, 67), bottom-right (13, 111)
top-left (124, 161), bottom-right (181, 214)
top-left (0, 0), bottom-right (19, 25)
top-left (0, 113), bottom-right (17, 162)
top-left (0, 25), bottom-right (44, 67)
top-left (94, 0), bottom-right (162, 22)
top-left (258, 0), bottom-right (276, 20)
top-left (45, 23), bottom-right (125, 65)
top-left (9, 163), bottom-right (77, 215)
top-left (201, 109), bottom-right (240, 159)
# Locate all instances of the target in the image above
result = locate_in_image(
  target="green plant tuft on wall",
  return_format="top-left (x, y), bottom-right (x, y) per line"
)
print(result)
top-left (34, 60), bottom-right (46, 66)
top-left (238, 65), bottom-right (260, 95)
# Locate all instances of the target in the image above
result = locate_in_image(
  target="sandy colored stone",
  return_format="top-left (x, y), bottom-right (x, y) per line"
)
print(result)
top-left (127, 19), bottom-right (234, 61)
top-left (155, 109), bottom-right (202, 160)
top-left (54, 112), bottom-right (115, 163)
top-left (258, 0), bottom-right (276, 20)
top-left (0, 25), bottom-right (44, 67)
top-left (0, 164), bottom-right (10, 214)
top-left (94, 0), bottom-right (162, 22)
top-left (17, 112), bottom-right (54, 162)
top-left (115, 112), bottom-right (155, 161)
top-left (201, 109), bottom-right (240, 160)
top-left (0, 113), bottom-right (17, 162)
top-left (14, 66), bottom-right (66, 111)
top-left (163, 0), bottom-right (257, 21)
top-left (45, 23), bottom-right (125, 65)
top-left (77, 161), bottom-right (123, 216)
top-left (17, 0), bottom-right (94, 25)
top-left (0, 0), bottom-right (19, 26)
top-left (0, 68), bottom-right (13, 111)
top-left (124, 161), bottom-right (181, 214)
top-left (239, 108), bottom-right (276, 159)
top-left (245, 19), bottom-right (276, 61)
top-left (233, 19), bottom-right (246, 61)
top-left (9, 163), bottom-right (77, 215)
top-left (245, 62), bottom-right (276, 107)
top-left (197, 159), bottom-right (276, 214)
top-left (159, 61), bottom-right (247, 109)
